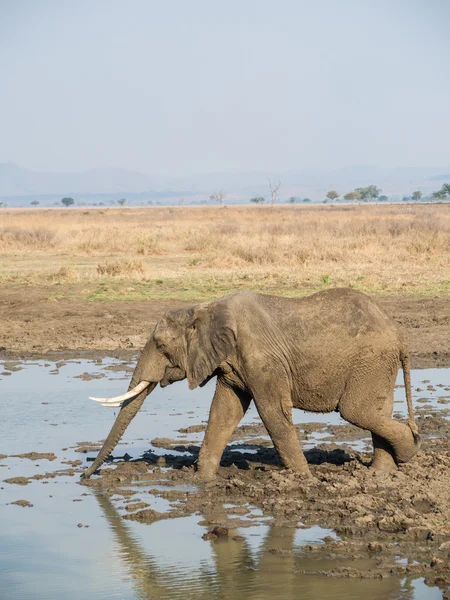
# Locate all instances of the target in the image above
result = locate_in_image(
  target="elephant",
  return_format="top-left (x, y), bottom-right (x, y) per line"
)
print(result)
top-left (83, 288), bottom-right (420, 480)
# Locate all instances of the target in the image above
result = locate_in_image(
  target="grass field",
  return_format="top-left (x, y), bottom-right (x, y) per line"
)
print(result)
top-left (1, 203), bottom-right (449, 301)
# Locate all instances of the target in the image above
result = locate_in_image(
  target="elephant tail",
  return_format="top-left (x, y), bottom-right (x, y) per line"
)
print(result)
top-left (400, 349), bottom-right (420, 441)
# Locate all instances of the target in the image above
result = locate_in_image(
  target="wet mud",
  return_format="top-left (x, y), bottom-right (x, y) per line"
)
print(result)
top-left (2, 357), bottom-right (450, 598)
top-left (71, 393), bottom-right (450, 591)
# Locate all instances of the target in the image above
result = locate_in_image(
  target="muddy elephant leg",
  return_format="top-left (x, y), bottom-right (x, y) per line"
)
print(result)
top-left (340, 377), bottom-right (419, 467)
top-left (253, 389), bottom-right (311, 477)
top-left (370, 390), bottom-right (398, 472)
top-left (197, 380), bottom-right (251, 481)
top-left (371, 433), bottom-right (397, 472)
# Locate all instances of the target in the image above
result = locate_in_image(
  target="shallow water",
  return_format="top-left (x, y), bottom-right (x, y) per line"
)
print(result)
top-left (0, 360), bottom-right (448, 600)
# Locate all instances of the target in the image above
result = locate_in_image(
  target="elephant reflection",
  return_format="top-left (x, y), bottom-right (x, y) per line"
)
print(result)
top-left (96, 495), bottom-right (413, 600)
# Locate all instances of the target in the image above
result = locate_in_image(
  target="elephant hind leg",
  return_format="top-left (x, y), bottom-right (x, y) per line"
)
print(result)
top-left (371, 433), bottom-right (397, 472)
top-left (339, 381), bottom-right (419, 467)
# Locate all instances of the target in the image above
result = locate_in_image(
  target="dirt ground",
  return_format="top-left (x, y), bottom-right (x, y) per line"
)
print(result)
top-left (0, 285), bottom-right (449, 367)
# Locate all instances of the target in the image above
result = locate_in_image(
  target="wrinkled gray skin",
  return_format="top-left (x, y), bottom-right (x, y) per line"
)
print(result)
top-left (83, 288), bottom-right (420, 480)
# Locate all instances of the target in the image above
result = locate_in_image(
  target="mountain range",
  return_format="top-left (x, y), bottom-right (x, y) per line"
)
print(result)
top-left (1, 163), bottom-right (449, 206)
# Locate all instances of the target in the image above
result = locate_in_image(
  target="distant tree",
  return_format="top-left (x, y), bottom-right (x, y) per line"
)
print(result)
top-left (431, 183), bottom-right (450, 200)
top-left (117, 198), bottom-right (126, 206)
top-left (432, 189), bottom-right (447, 200)
top-left (30, 200), bottom-right (40, 206)
top-left (354, 185), bottom-right (381, 201)
top-left (343, 191), bottom-right (362, 201)
top-left (61, 197), bottom-right (75, 207)
top-left (267, 178), bottom-right (281, 207)
top-left (326, 190), bottom-right (339, 201)
top-left (302, 197), bottom-right (312, 203)
top-left (412, 191), bottom-right (422, 201)
top-left (210, 190), bottom-right (226, 205)
top-left (0, 202), bottom-right (6, 208)
top-left (250, 196), bottom-right (265, 204)
top-left (402, 196), bottom-right (411, 202)
top-left (288, 197), bottom-right (296, 204)
top-left (378, 195), bottom-right (388, 202)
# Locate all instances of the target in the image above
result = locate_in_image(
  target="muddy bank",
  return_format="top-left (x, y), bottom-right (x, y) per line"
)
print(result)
top-left (73, 396), bottom-right (450, 588)
top-left (0, 287), bottom-right (449, 367)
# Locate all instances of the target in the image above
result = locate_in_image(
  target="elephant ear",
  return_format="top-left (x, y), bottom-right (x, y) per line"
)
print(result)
top-left (186, 301), bottom-right (237, 390)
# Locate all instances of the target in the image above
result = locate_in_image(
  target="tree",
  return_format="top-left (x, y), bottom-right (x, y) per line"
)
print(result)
top-left (378, 195), bottom-right (388, 202)
top-left (326, 190), bottom-right (339, 201)
top-left (30, 200), bottom-right (40, 206)
top-left (343, 191), bottom-right (362, 201)
top-left (302, 197), bottom-right (311, 203)
top-left (431, 183), bottom-right (450, 200)
top-left (250, 197), bottom-right (265, 204)
top-left (288, 197), bottom-right (296, 204)
top-left (432, 190), bottom-right (447, 200)
top-left (354, 185), bottom-right (381, 201)
top-left (210, 190), bottom-right (226, 205)
top-left (117, 198), bottom-right (126, 206)
top-left (412, 191), bottom-right (422, 201)
top-left (267, 178), bottom-right (281, 207)
top-left (61, 197), bottom-right (74, 207)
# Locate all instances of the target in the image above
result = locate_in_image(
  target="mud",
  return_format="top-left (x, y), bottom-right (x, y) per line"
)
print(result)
top-left (2, 357), bottom-right (450, 598)
top-left (10, 500), bottom-right (33, 507)
top-left (4, 477), bottom-right (30, 485)
top-left (0, 288), bottom-right (449, 367)
top-left (10, 452), bottom-right (57, 461)
top-left (73, 394), bottom-right (450, 589)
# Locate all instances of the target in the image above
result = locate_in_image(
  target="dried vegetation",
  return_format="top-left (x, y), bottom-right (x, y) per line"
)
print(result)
top-left (0, 204), bottom-right (449, 297)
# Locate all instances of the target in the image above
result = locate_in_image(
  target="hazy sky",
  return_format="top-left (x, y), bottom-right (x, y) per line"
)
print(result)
top-left (1, 0), bottom-right (449, 175)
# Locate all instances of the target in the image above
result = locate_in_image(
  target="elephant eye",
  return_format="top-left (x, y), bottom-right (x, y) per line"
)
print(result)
top-left (154, 339), bottom-right (164, 350)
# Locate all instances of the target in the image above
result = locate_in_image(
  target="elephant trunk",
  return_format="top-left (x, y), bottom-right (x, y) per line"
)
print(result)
top-left (82, 380), bottom-right (157, 479)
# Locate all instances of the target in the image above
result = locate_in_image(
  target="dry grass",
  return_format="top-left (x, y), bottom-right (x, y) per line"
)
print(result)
top-left (1, 204), bottom-right (449, 298)
top-left (96, 258), bottom-right (148, 278)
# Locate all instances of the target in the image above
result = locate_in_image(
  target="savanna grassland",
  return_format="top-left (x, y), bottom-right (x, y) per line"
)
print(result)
top-left (1, 203), bottom-right (449, 357)
top-left (1, 203), bottom-right (449, 299)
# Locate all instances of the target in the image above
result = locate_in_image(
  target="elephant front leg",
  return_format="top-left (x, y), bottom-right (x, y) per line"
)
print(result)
top-left (197, 380), bottom-right (251, 482)
top-left (254, 389), bottom-right (311, 478)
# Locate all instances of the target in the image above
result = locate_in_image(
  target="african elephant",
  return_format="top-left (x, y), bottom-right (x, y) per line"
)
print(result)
top-left (83, 288), bottom-right (420, 480)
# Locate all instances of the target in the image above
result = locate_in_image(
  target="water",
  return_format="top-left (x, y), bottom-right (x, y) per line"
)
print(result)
top-left (0, 360), bottom-right (447, 600)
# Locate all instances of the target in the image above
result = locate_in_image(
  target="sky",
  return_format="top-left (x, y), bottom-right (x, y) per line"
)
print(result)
top-left (1, 0), bottom-right (449, 175)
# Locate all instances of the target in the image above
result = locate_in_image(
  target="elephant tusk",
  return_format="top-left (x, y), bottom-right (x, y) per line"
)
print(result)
top-left (89, 380), bottom-right (150, 405)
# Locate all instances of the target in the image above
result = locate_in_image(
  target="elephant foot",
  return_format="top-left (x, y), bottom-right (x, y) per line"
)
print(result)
top-left (370, 445), bottom-right (398, 473)
top-left (195, 458), bottom-right (219, 483)
top-left (196, 469), bottom-right (217, 483)
top-left (370, 459), bottom-right (397, 474)
top-left (395, 431), bottom-right (422, 464)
